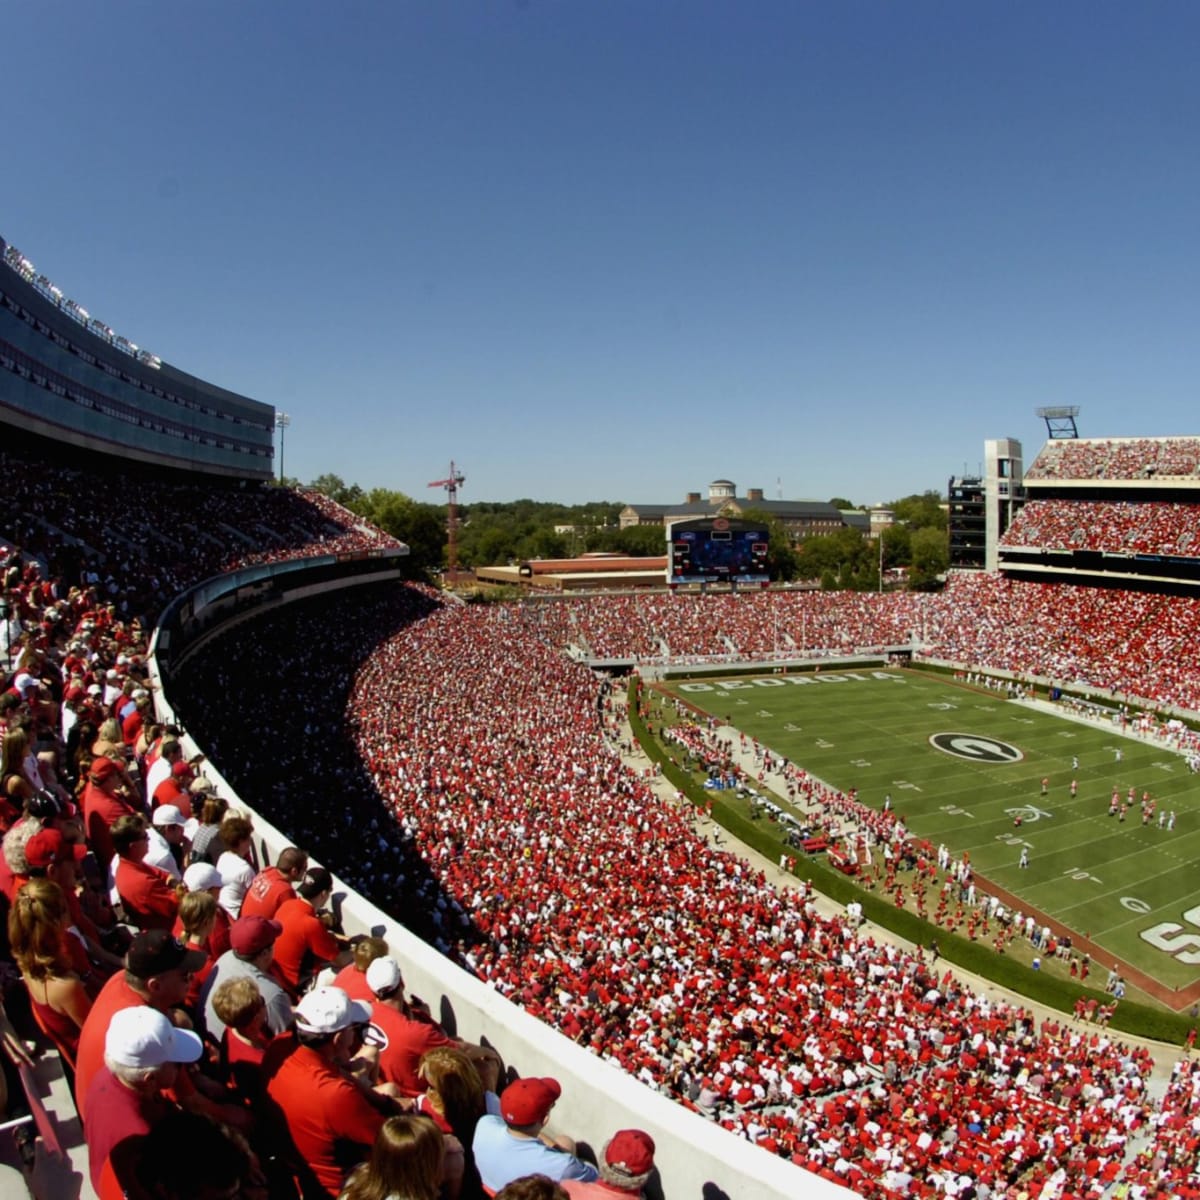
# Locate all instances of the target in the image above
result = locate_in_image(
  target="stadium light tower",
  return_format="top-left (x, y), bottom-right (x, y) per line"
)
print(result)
top-left (1035, 405), bottom-right (1080, 440)
top-left (429, 461), bottom-right (466, 582)
top-left (275, 411), bottom-right (291, 483)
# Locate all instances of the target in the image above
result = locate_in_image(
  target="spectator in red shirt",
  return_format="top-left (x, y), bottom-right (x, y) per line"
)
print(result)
top-left (119, 692), bottom-right (151, 749)
top-left (82, 756), bottom-right (138, 865)
top-left (98, 1109), bottom-right (251, 1200)
top-left (23, 826), bottom-right (125, 980)
top-left (83, 1005), bottom-right (203, 1193)
top-left (242, 845), bottom-right (308, 920)
top-left (151, 761), bottom-right (196, 819)
top-left (111, 814), bottom-right (179, 932)
top-left (272, 866), bottom-right (348, 996)
top-left (211, 975), bottom-right (275, 1105)
top-left (174, 861), bottom-right (232, 961)
top-left (330, 936), bottom-right (389, 1004)
top-left (75, 929), bottom-right (206, 1122)
top-left (8, 877), bottom-right (93, 1065)
top-left (177, 889), bottom-right (220, 1010)
top-left (364, 956), bottom-right (477, 1097)
top-left (263, 986), bottom-right (389, 1198)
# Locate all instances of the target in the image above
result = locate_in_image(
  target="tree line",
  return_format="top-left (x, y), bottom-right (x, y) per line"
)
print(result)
top-left (295, 475), bottom-right (948, 589)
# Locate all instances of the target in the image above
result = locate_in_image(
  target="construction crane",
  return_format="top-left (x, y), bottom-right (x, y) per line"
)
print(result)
top-left (428, 461), bottom-right (466, 582)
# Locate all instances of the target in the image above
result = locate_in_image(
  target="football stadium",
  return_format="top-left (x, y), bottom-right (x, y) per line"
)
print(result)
top-left (4, 233), bottom-right (1200, 1200)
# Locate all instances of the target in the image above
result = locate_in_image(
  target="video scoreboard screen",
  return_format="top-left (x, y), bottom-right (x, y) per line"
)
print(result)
top-left (667, 517), bottom-right (770, 585)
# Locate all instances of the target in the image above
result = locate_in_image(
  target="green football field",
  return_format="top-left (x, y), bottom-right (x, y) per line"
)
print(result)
top-left (662, 668), bottom-right (1200, 992)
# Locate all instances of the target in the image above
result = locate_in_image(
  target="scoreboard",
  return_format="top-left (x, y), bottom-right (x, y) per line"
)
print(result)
top-left (667, 517), bottom-right (770, 586)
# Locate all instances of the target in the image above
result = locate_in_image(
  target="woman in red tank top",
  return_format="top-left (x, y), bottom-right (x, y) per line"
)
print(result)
top-left (8, 877), bottom-right (93, 1063)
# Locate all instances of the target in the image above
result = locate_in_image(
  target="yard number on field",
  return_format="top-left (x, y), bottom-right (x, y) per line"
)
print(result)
top-left (1142, 904), bottom-right (1200, 966)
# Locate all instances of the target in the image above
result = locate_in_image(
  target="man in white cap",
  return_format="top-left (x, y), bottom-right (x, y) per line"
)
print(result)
top-left (365, 955), bottom-right (498, 1096)
top-left (83, 1006), bottom-right (203, 1193)
top-left (263, 986), bottom-right (390, 1198)
top-left (147, 804), bottom-right (189, 880)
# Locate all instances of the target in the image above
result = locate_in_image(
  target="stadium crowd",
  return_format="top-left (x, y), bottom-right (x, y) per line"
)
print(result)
top-left (537, 591), bottom-right (926, 663)
top-left (1025, 438), bottom-right (1200, 481)
top-left (519, 579), bottom-right (1200, 714)
top-left (5, 447), bottom-right (1200, 1198)
top-left (1001, 500), bottom-right (1200, 559)
top-left (0, 444), bottom-right (399, 619)
top-left (170, 585), bottom-right (1200, 1200)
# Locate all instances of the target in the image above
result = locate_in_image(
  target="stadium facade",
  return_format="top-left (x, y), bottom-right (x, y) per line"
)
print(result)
top-left (0, 236), bottom-right (275, 479)
top-left (1000, 435), bottom-right (1200, 590)
top-left (948, 437), bottom-right (1025, 572)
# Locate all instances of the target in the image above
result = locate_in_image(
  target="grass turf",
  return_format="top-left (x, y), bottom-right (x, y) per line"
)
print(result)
top-left (660, 667), bottom-right (1200, 993)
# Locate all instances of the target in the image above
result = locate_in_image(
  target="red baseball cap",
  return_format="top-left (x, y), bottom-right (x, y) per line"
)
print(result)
top-left (500, 1077), bottom-right (561, 1126)
top-left (230, 916), bottom-right (282, 957)
top-left (89, 757), bottom-right (121, 783)
top-left (25, 829), bottom-right (88, 870)
top-left (605, 1129), bottom-right (656, 1176)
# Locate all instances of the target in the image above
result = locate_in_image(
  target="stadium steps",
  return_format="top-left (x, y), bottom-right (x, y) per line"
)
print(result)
top-left (0, 1049), bottom-right (95, 1200)
top-left (215, 521), bottom-right (258, 548)
top-left (250, 521), bottom-right (287, 546)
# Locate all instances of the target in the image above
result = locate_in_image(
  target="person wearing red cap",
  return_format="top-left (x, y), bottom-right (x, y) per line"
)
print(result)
top-left (151, 760), bottom-right (195, 819)
top-left (199, 914), bottom-right (294, 1041)
top-left (82, 755), bottom-right (138, 865)
top-left (473, 1077), bottom-right (599, 1193)
top-left (562, 1129), bottom-right (656, 1197)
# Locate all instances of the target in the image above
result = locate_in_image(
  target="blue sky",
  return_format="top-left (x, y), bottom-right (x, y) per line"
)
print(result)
top-left (6, 2), bottom-right (1199, 506)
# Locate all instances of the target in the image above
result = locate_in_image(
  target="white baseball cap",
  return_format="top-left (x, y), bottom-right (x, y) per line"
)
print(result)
top-left (182, 862), bottom-right (222, 892)
top-left (365, 956), bottom-right (403, 997)
top-left (105, 1006), bottom-right (203, 1069)
top-left (151, 805), bottom-right (186, 828)
top-left (294, 987), bottom-right (372, 1035)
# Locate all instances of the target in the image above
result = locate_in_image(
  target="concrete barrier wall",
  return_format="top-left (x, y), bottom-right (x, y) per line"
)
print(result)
top-left (147, 571), bottom-right (850, 1200)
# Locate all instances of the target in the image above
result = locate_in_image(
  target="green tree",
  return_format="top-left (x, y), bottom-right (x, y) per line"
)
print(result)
top-left (309, 473), bottom-right (364, 508)
top-left (354, 489), bottom-right (445, 578)
top-left (615, 524), bottom-right (669, 557)
top-left (516, 527), bottom-right (569, 561)
top-left (881, 524), bottom-right (912, 569)
top-left (828, 496), bottom-right (855, 510)
top-left (909, 525), bottom-right (949, 589)
top-left (796, 526), bottom-right (871, 584)
top-left (888, 491), bottom-right (946, 531)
